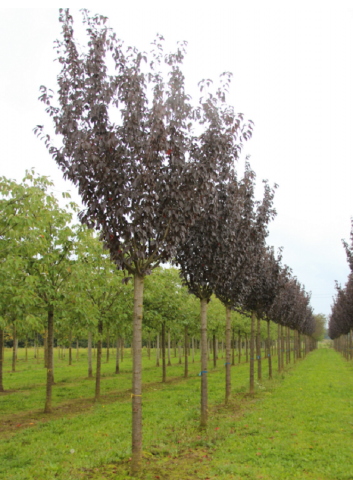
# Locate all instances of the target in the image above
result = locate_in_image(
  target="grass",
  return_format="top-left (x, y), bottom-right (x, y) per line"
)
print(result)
top-left (1, 346), bottom-right (352, 479)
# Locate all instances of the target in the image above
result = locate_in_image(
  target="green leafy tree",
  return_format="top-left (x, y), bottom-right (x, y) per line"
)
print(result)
top-left (72, 227), bottom-right (132, 399)
top-left (23, 185), bottom-right (78, 413)
top-left (208, 296), bottom-right (225, 367)
top-left (313, 314), bottom-right (326, 342)
top-left (144, 267), bottom-right (186, 381)
top-left (0, 170), bottom-right (67, 392)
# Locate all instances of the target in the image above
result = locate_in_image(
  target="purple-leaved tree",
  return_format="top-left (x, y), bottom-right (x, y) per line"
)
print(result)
top-left (35, 9), bottom-right (252, 470)
top-left (174, 113), bottom-right (255, 423)
top-left (240, 247), bottom-right (285, 381)
top-left (214, 162), bottom-right (277, 401)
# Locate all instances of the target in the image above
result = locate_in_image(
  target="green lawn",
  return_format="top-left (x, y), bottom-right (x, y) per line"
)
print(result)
top-left (1, 346), bottom-right (352, 479)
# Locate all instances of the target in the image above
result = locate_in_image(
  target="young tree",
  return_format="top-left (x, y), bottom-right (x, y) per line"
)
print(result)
top-left (175, 164), bottom-right (249, 424)
top-left (35, 9), bottom-right (252, 469)
top-left (330, 221), bottom-right (353, 343)
top-left (0, 171), bottom-right (74, 397)
top-left (312, 314), bottom-right (326, 342)
top-left (241, 247), bottom-right (284, 381)
top-left (207, 296), bottom-right (225, 369)
top-left (270, 276), bottom-right (315, 366)
top-left (0, 171), bottom-right (52, 389)
top-left (214, 164), bottom-right (277, 400)
top-left (329, 276), bottom-right (353, 341)
top-left (144, 267), bottom-right (184, 382)
top-left (72, 227), bottom-right (132, 399)
top-left (24, 192), bottom-right (77, 413)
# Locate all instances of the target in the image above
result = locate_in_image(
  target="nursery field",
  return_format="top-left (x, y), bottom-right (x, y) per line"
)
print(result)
top-left (0, 347), bottom-right (352, 480)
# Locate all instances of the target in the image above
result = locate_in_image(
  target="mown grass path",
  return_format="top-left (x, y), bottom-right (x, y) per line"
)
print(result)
top-left (207, 348), bottom-right (353, 480)
top-left (1, 348), bottom-right (353, 479)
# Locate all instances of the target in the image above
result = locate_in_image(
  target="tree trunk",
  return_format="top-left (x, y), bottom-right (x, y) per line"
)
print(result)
top-left (44, 307), bottom-right (54, 413)
top-left (156, 333), bottom-right (160, 367)
top-left (221, 339), bottom-right (224, 359)
top-left (44, 327), bottom-right (48, 368)
top-left (51, 340), bottom-right (55, 385)
top-left (174, 336), bottom-right (177, 358)
top-left (148, 332), bottom-right (151, 360)
top-left (167, 330), bottom-right (171, 366)
top-left (232, 328), bottom-right (235, 365)
top-left (250, 311), bottom-right (255, 393)
top-left (0, 328), bottom-right (4, 392)
top-left (267, 320), bottom-right (272, 379)
top-left (225, 305), bottom-right (231, 403)
top-left (298, 331), bottom-right (302, 358)
top-left (12, 324), bottom-right (16, 372)
top-left (36, 332), bottom-right (39, 364)
top-left (69, 330), bottom-right (72, 366)
top-left (121, 337), bottom-right (124, 362)
top-left (178, 340), bottom-right (181, 364)
top-left (213, 334), bottom-right (216, 368)
top-left (200, 298), bottom-right (208, 426)
top-left (37, 333), bottom-right (40, 363)
top-left (285, 327), bottom-right (288, 365)
top-left (238, 331), bottom-right (241, 364)
top-left (245, 333), bottom-right (248, 363)
top-left (277, 325), bottom-right (281, 371)
top-left (288, 328), bottom-right (291, 363)
top-left (116, 336), bottom-right (120, 374)
top-left (192, 336), bottom-right (195, 363)
top-left (106, 329), bottom-right (110, 363)
top-left (257, 317), bottom-right (262, 381)
top-left (162, 322), bottom-right (166, 382)
top-left (304, 335), bottom-right (306, 357)
top-left (298, 331), bottom-right (301, 358)
top-left (281, 325), bottom-right (285, 369)
top-left (131, 274), bottom-right (144, 474)
top-left (298, 332), bottom-right (300, 357)
top-left (88, 331), bottom-right (93, 378)
top-left (293, 330), bottom-right (296, 363)
top-left (95, 320), bottom-right (103, 400)
top-left (34, 336), bottom-right (36, 359)
top-left (185, 326), bottom-right (188, 378)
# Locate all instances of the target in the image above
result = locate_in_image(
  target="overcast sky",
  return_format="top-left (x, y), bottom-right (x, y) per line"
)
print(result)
top-left (1, 2), bottom-right (353, 321)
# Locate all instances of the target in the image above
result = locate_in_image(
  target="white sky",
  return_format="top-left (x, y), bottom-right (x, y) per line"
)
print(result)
top-left (1, 2), bottom-right (353, 320)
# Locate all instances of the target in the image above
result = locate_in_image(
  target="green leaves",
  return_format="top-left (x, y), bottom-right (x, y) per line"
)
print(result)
top-left (67, 227), bottom-right (133, 337)
top-left (143, 267), bottom-right (199, 337)
top-left (0, 170), bottom-right (77, 339)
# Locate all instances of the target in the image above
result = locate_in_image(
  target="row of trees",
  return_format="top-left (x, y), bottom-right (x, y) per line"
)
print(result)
top-left (29, 8), bottom-right (318, 472)
top-left (329, 219), bottom-right (353, 354)
top-left (0, 171), bottom-right (316, 396)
